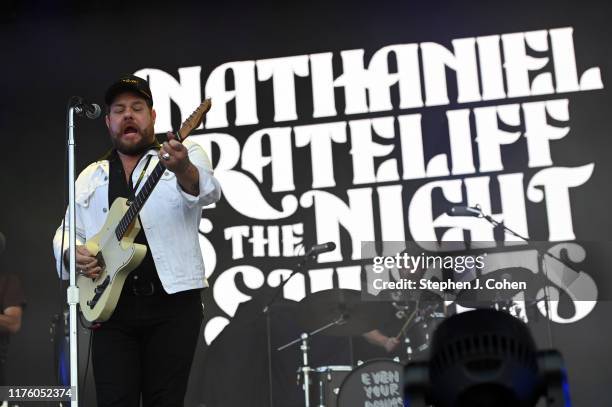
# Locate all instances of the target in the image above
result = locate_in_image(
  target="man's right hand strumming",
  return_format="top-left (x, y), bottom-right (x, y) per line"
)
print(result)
top-left (64, 245), bottom-right (102, 279)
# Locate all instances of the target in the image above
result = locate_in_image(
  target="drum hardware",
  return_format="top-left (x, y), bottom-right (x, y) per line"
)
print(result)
top-left (296, 366), bottom-right (352, 407)
top-left (288, 288), bottom-right (447, 404)
top-left (278, 315), bottom-right (347, 407)
top-left (256, 243), bottom-right (334, 407)
top-left (390, 290), bottom-right (403, 302)
top-left (391, 298), bottom-right (412, 319)
top-left (393, 300), bottom-right (419, 341)
top-left (283, 288), bottom-right (396, 406)
top-left (298, 334), bottom-right (313, 407)
top-left (452, 204), bottom-right (584, 348)
top-left (395, 302), bottom-right (446, 362)
top-left (295, 289), bottom-right (392, 336)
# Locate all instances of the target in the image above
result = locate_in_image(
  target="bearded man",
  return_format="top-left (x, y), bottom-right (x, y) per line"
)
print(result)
top-left (53, 74), bottom-right (221, 407)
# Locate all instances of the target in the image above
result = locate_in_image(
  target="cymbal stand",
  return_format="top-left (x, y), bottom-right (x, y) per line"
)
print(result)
top-left (277, 315), bottom-right (346, 407)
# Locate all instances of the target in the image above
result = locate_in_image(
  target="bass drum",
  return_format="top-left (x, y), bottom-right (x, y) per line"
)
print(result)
top-left (337, 359), bottom-right (403, 407)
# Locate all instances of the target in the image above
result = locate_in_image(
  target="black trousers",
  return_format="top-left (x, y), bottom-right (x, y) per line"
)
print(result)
top-left (92, 288), bottom-right (202, 407)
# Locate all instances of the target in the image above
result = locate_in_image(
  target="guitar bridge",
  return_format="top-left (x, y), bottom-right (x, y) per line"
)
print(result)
top-left (87, 276), bottom-right (110, 309)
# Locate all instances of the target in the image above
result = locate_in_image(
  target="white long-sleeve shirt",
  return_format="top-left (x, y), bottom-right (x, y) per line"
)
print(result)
top-left (52, 139), bottom-right (221, 293)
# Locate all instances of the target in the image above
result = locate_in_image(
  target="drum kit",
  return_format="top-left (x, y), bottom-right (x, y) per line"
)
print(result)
top-left (278, 288), bottom-right (443, 407)
top-left (296, 359), bottom-right (405, 407)
top-left (280, 279), bottom-right (534, 407)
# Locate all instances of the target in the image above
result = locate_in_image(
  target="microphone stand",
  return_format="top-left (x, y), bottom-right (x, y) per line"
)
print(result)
top-left (261, 251), bottom-right (313, 316)
top-left (469, 205), bottom-right (568, 347)
top-left (66, 104), bottom-right (80, 406)
top-left (261, 247), bottom-right (320, 407)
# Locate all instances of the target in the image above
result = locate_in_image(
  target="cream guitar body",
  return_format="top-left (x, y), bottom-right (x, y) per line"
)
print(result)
top-left (78, 198), bottom-right (147, 322)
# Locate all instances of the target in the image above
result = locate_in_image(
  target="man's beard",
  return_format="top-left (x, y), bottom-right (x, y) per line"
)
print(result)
top-left (111, 126), bottom-right (155, 156)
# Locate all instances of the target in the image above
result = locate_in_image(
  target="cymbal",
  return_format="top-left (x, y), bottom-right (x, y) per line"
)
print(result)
top-left (295, 289), bottom-right (394, 336)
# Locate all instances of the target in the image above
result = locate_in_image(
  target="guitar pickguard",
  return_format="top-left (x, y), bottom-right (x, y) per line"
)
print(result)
top-left (77, 197), bottom-right (147, 322)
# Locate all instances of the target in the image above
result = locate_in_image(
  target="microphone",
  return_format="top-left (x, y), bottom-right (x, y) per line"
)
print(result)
top-left (307, 242), bottom-right (336, 256)
top-left (447, 206), bottom-right (481, 217)
top-left (73, 97), bottom-right (101, 119)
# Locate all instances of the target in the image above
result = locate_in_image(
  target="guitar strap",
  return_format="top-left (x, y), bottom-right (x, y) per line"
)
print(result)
top-left (127, 154), bottom-right (154, 205)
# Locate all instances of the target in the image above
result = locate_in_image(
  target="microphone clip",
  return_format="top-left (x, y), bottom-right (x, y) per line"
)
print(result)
top-left (448, 204), bottom-right (483, 217)
top-left (305, 241), bottom-right (337, 258)
top-left (71, 96), bottom-right (102, 120)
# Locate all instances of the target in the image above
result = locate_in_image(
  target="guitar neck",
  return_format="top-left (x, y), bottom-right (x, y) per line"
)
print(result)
top-left (114, 160), bottom-right (166, 240)
top-left (112, 98), bottom-right (212, 241)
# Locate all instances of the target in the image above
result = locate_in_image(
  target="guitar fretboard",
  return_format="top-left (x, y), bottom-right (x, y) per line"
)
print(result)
top-left (114, 161), bottom-right (166, 240)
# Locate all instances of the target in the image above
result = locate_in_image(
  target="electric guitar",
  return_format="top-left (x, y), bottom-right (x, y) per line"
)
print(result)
top-left (78, 99), bottom-right (212, 322)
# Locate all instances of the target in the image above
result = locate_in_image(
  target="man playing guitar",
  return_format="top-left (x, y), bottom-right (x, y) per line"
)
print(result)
top-left (53, 74), bottom-right (221, 406)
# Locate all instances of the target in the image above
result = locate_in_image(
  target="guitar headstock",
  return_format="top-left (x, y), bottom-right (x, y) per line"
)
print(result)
top-left (175, 98), bottom-right (212, 142)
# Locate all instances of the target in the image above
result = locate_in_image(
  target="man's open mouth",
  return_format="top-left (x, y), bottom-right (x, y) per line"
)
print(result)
top-left (123, 125), bottom-right (138, 136)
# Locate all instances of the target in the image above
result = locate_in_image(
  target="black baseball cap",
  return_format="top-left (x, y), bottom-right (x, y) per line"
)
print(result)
top-left (105, 74), bottom-right (153, 107)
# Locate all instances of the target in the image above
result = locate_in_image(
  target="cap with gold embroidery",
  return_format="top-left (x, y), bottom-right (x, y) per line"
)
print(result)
top-left (105, 74), bottom-right (153, 107)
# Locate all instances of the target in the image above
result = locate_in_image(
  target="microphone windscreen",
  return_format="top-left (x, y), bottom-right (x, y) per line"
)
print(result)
top-left (448, 206), bottom-right (480, 217)
top-left (87, 104), bottom-right (102, 119)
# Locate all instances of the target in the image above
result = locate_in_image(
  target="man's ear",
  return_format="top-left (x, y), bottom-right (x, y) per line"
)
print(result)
top-left (105, 114), bottom-right (110, 129)
top-left (151, 108), bottom-right (156, 124)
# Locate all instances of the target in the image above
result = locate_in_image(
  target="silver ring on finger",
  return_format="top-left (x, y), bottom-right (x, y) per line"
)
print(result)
top-left (161, 152), bottom-right (170, 161)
